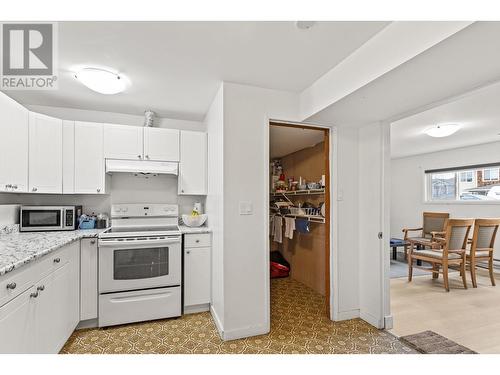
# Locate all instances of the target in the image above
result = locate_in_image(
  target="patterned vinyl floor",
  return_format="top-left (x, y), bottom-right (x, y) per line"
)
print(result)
top-left (61, 278), bottom-right (416, 354)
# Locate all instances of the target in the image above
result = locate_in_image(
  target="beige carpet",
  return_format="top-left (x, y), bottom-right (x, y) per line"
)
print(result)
top-left (61, 278), bottom-right (415, 354)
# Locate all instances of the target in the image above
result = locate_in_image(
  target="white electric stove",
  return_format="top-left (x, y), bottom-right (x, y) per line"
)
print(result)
top-left (98, 204), bottom-right (182, 327)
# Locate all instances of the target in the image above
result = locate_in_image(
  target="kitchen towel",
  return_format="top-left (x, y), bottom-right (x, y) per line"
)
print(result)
top-left (284, 217), bottom-right (295, 240)
top-left (273, 216), bottom-right (283, 243)
top-left (295, 218), bottom-right (310, 234)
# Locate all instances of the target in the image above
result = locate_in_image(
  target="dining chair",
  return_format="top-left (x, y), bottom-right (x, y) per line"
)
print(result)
top-left (402, 212), bottom-right (450, 258)
top-left (408, 218), bottom-right (473, 292)
top-left (467, 218), bottom-right (500, 288)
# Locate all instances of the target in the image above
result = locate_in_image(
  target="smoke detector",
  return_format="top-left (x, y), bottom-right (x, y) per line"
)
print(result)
top-left (296, 21), bottom-right (316, 30)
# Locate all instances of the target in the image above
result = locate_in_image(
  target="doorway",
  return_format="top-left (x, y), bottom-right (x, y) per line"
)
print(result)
top-left (268, 121), bottom-right (331, 319)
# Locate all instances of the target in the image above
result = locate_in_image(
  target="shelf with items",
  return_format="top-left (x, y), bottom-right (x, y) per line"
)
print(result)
top-left (271, 213), bottom-right (325, 224)
top-left (271, 188), bottom-right (325, 197)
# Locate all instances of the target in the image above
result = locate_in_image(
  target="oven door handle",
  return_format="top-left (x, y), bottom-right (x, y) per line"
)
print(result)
top-left (98, 238), bottom-right (181, 248)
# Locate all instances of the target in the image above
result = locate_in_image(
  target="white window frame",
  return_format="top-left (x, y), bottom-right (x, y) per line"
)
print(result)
top-left (483, 168), bottom-right (500, 182)
top-left (459, 171), bottom-right (474, 182)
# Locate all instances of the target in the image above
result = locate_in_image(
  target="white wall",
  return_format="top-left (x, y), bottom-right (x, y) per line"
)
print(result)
top-left (391, 141), bottom-right (500, 260)
top-left (204, 85), bottom-right (225, 332)
top-left (26, 105), bottom-right (204, 131)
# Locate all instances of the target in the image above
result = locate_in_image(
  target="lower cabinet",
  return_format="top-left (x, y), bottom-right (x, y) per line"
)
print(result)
top-left (184, 233), bottom-right (211, 312)
top-left (80, 238), bottom-right (98, 321)
top-left (0, 241), bottom-right (80, 354)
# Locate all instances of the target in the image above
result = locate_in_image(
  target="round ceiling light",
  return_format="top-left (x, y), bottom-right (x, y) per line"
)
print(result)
top-left (74, 68), bottom-right (126, 95)
top-left (423, 123), bottom-right (461, 138)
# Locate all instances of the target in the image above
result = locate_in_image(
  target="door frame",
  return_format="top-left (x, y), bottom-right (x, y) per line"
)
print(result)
top-left (264, 118), bottom-right (339, 325)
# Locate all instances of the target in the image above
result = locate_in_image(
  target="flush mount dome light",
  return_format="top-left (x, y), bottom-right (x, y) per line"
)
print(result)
top-left (74, 68), bottom-right (126, 95)
top-left (423, 123), bottom-right (461, 138)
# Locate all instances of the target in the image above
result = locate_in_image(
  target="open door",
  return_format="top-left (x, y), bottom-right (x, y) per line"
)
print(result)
top-left (358, 122), bottom-right (391, 328)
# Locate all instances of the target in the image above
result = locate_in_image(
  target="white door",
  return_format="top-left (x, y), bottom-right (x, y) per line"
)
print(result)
top-left (62, 120), bottom-right (75, 194)
top-left (28, 112), bottom-right (63, 193)
top-left (74, 121), bottom-right (105, 194)
top-left (184, 247), bottom-right (211, 306)
top-left (179, 131), bottom-right (207, 195)
top-left (103, 123), bottom-right (144, 160)
top-left (80, 238), bottom-right (98, 321)
top-left (0, 93), bottom-right (29, 193)
top-left (0, 285), bottom-right (37, 354)
top-left (358, 122), bottom-right (391, 329)
top-left (143, 127), bottom-right (179, 161)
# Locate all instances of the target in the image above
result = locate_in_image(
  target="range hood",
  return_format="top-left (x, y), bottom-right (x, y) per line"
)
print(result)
top-left (105, 159), bottom-right (178, 176)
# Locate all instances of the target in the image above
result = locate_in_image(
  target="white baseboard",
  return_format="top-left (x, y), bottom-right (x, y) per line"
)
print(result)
top-left (335, 309), bottom-right (360, 321)
top-left (209, 305), bottom-right (224, 339)
top-left (384, 315), bottom-right (394, 329)
top-left (76, 318), bottom-right (98, 330)
top-left (222, 323), bottom-right (269, 341)
top-left (184, 303), bottom-right (210, 314)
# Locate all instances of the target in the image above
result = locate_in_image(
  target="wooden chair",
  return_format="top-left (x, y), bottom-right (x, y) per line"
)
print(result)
top-left (402, 212), bottom-right (450, 258)
top-left (467, 218), bottom-right (500, 288)
top-left (408, 218), bottom-right (473, 292)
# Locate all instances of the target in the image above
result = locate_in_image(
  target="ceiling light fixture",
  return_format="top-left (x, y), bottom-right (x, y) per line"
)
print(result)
top-left (74, 68), bottom-right (126, 95)
top-left (423, 123), bottom-right (461, 138)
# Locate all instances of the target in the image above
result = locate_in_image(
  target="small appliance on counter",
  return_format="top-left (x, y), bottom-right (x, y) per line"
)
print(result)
top-left (182, 201), bottom-right (208, 227)
top-left (20, 205), bottom-right (82, 232)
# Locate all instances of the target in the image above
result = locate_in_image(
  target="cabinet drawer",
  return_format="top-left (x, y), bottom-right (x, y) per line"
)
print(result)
top-left (184, 233), bottom-right (211, 248)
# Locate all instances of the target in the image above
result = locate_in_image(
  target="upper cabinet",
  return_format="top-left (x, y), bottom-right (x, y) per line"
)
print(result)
top-left (144, 127), bottom-right (179, 162)
top-left (28, 112), bottom-right (63, 194)
top-left (103, 123), bottom-right (144, 160)
top-left (178, 131), bottom-right (207, 195)
top-left (74, 121), bottom-right (105, 194)
top-left (62, 121), bottom-right (75, 194)
top-left (0, 93), bottom-right (29, 193)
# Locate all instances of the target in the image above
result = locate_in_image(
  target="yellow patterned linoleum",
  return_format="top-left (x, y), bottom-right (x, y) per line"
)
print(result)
top-left (61, 277), bottom-right (416, 354)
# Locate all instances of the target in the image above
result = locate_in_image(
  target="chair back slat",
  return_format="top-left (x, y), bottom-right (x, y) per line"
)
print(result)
top-left (423, 212), bottom-right (450, 238)
top-left (443, 219), bottom-right (474, 255)
top-left (471, 219), bottom-right (500, 255)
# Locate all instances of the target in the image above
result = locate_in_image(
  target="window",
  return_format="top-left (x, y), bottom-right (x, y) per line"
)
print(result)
top-left (483, 168), bottom-right (499, 182)
top-left (425, 163), bottom-right (500, 202)
top-left (460, 171), bottom-right (474, 182)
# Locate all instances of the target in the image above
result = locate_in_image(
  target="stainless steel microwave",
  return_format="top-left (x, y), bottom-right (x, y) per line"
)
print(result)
top-left (20, 205), bottom-right (82, 232)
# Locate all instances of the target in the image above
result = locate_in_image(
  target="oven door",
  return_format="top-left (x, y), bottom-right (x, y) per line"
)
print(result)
top-left (98, 236), bottom-right (181, 293)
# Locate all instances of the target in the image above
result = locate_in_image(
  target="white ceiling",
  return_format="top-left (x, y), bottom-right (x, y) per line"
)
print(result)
top-left (308, 22), bottom-right (500, 128)
top-left (2, 21), bottom-right (388, 121)
top-left (391, 80), bottom-right (500, 159)
top-left (270, 125), bottom-right (324, 159)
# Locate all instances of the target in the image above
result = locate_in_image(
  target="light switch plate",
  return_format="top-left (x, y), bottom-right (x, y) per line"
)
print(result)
top-left (239, 201), bottom-right (253, 215)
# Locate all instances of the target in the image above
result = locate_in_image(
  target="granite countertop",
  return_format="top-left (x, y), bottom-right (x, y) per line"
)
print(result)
top-left (179, 225), bottom-right (212, 234)
top-left (0, 227), bottom-right (105, 277)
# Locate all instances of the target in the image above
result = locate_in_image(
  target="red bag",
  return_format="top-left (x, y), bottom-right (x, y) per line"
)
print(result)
top-left (270, 261), bottom-right (290, 278)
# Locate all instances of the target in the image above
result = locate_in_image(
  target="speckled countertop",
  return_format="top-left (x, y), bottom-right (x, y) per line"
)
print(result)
top-left (179, 225), bottom-right (212, 234)
top-left (0, 227), bottom-right (105, 277)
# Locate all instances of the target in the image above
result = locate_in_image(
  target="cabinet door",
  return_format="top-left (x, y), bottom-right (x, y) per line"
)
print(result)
top-left (74, 121), bottom-right (105, 194)
top-left (28, 112), bottom-right (63, 193)
top-left (103, 123), bottom-right (143, 160)
top-left (36, 246), bottom-right (79, 354)
top-left (144, 127), bottom-right (179, 161)
top-left (0, 93), bottom-right (29, 193)
top-left (0, 285), bottom-right (37, 354)
top-left (80, 238), bottom-right (98, 321)
top-left (62, 120), bottom-right (75, 194)
top-left (184, 246), bottom-right (211, 306)
top-left (178, 131), bottom-right (207, 195)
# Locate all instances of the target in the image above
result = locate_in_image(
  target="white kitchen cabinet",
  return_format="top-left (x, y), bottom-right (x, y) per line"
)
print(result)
top-left (74, 121), bottom-right (105, 194)
top-left (0, 286), bottom-right (37, 354)
top-left (0, 241), bottom-right (79, 354)
top-left (178, 131), bottom-right (207, 195)
top-left (62, 120), bottom-right (75, 194)
top-left (144, 127), bottom-right (179, 162)
top-left (184, 233), bottom-right (211, 312)
top-left (28, 112), bottom-right (63, 193)
top-left (80, 238), bottom-right (98, 321)
top-left (103, 123), bottom-right (144, 160)
top-left (0, 92), bottom-right (29, 193)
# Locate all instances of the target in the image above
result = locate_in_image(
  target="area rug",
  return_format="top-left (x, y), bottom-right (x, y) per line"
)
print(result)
top-left (400, 331), bottom-right (477, 354)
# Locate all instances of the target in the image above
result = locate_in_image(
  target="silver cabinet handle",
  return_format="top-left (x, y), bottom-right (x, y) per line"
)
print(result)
top-left (145, 155), bottom-right (150, 159)
top-left (181, 189), bottom-right (184, 193)
top-left (32, 187), bottom-right (37, 192)
top-left (5, 184), bottom-right (12, 189)
top-left (53, 258), bottom-right (61, 263)
top-left (90, 239), bottom-right (96, 245)
top-left (97, 188), bottom-right (101, 193)
top-left (6, 282), bottom-right (16, 290)
top-left (37, 285), bottom-right (45, 291)
top-left (195, 239), bottom-right (200, 243)
top-left (12, 184), bottom-right (18, 189)
top-left (186, 250), bottom-right (191, 254)
top-left (30, 291), bottom-right (39, 298)
top-left (138, 155), bottom-right (142, 159)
